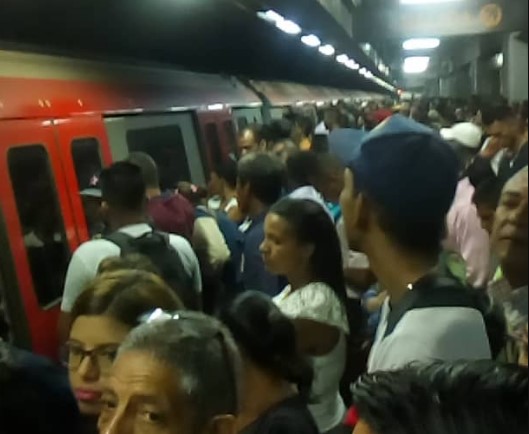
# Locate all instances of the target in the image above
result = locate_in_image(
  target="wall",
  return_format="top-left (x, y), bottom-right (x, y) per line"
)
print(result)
top-left (504, 33), bottom-right (529, 102)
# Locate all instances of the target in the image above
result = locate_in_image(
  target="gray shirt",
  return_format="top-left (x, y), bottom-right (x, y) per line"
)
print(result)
top-left (61, 224), bottom-right (201, 312)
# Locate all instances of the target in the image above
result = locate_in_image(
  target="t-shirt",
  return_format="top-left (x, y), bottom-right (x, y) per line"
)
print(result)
top-left (274, 283), bottom-right (349, 433)
top-left (240, 397), bottom-right (319, 434)
top-left (61, 224), bottom-right (201, 312)
top-left (368, 275), bottom-right (491, 373)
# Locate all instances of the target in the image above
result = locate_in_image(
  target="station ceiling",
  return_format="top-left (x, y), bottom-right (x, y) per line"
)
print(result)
top-left (0, 0), bottom-right (393, 93)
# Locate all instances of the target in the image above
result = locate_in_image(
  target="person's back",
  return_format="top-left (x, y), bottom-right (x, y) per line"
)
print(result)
top-left (221, 292), bottom-right (318, 434)
top-left (0, 343), bottom-right (80, 434)
top-left (340, 115), bottom-right (491, 373)
top-left (59, 163), bottom-right (201, 341)
top-left (240, 397), bottom-right (318, 434)
top-left (128, 152), bottom-right (195, 239)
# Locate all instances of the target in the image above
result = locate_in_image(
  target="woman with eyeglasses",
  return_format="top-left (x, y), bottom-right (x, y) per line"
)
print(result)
top-left (260, 199), bottom-right (351, 434)
top-left (66, 270), bottom-right (183, 433)
top-left (220, 291), bottom-right (319, 434)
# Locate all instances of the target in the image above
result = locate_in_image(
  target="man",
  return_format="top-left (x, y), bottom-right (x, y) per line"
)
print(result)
top-left (238, 124), bottom-right (266, 156)
top-left (489, 168), bottom-right (528, 365)
top-left (128, 152), bottom-right (195, 240)
top-left (291, 115), bottom-right (315, 151)
top-left (442, 122), bottom-right (492, 288)
top-left (286, 151), bottom-right (331, 219)
top-left (98, 312), bottom-right (239, 434)
top-left (482, 105), bottom-right (528, 184)
top-left (340, 115), bottom-right (491, 373)
top-left (58, 162), bottom-right (201, 342)
top-left (237, 153), bottom-right (284, 296)
top-left (80, 173), bottom-right (105, 238)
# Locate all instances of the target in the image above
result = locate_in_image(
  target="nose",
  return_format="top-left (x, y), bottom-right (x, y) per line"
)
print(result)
top-left (259, 239), bottom-right (269, 255)
top-left (77, 354), bottom-right (100, 382)
top-left (100, 405), bottom-right (130, 434)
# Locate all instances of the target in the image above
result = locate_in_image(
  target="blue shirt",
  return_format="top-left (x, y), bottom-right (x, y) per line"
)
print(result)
top-left (241, 212), bottom-right (283, 297)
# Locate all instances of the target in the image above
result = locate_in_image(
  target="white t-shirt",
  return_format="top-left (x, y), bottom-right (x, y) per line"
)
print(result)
top-left (61, 224), bottom-right (202, 312)
top-left (368, 294), bottom-right (491, 373)
top-left (274, 282), bottom-right (349, 432)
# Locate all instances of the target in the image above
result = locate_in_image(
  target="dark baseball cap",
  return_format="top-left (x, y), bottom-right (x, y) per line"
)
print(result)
top-left (349, 115), bottom-right (459, 220)
top-left (80, 173), bottom-right (102, 198)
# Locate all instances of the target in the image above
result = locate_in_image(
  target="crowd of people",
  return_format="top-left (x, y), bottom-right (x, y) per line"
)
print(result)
top-left (0, 97), bottom-right (528, 434)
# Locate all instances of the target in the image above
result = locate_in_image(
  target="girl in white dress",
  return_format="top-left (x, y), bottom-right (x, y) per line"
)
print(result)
top-left (260, 198), bottom-right (351, 434)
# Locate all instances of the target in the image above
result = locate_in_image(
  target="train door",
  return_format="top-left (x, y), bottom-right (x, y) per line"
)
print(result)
top-left (0, 120), bottom-right (81, 358)
top-left (54, 116), bottom-right (113, 243)
top-left (196, 110), bottom-right (236, 175)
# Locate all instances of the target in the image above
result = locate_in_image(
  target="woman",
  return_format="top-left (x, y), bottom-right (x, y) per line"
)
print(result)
top-left (221, 291), bottom-right (319, 434)
top-left (260, 198), bottom-right (350, 434)
top-left (350, 361), bottom-right (528, 434)
top-left (66, 270), bottom-right (183, 433)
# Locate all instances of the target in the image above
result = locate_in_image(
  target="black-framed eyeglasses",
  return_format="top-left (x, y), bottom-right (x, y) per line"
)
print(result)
top-left (63, 342), bottom-right (119, 374)
top-left (140, 309), bottom-right (239, 412)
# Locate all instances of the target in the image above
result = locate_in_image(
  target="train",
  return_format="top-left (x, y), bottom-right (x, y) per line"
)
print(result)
top-left (0, 48), bottom-right (382, 358)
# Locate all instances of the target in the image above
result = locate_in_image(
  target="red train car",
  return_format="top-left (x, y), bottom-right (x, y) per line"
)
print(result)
top-left (0, 49), bottom-right (376, 358)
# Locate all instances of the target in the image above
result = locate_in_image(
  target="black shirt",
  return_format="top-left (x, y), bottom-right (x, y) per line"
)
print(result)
top-left (240, 397), bottom-right (319, 434)
top-left (498, 142), bottom-right (528, 184)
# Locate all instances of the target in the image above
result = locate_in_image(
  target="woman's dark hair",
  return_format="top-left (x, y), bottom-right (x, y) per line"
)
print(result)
top-left (269, 199), bottom-right (346, 303)
top-left (353, 361), bottom-right (528, 434)
top-left (70, 270), bottom-right (184, 327)
top-left (214, 158), bottom-right (238, 189)
top-left (286, 151), bottom-right (320, 190)
top-left (220, 291), bottom-right (313, 398)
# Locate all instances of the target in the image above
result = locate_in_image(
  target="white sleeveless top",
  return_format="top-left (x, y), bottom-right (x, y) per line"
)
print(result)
top-left (274, 282), bottom-right (349, 432)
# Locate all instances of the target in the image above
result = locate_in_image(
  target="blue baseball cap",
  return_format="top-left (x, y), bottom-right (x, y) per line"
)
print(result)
top-left (349, 115), bottom-right (459, 220)
top-left (328, 128), bottom-right (366, 167)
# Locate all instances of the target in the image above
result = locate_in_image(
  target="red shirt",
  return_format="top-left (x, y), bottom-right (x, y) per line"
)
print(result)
top-left (147, 193), bottom-right (195, 240)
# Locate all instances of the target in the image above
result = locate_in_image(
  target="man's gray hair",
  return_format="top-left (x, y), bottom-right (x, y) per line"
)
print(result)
top-left (118, 312), bottom-right (241, 428)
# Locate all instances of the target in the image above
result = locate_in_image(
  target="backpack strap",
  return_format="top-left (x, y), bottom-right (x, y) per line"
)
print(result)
top-left (104, 232), bottom-right (136, 256)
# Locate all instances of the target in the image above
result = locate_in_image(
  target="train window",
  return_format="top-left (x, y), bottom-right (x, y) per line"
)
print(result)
top-left (238, 117), bottom-right (248, 131)
top-left (127, 126), bottom-right (191, 190)
top-left (8, 146), bottom-right (70, 307)
top-left (223, 120), bottom-right (238, 156)
top-left (205, 123), bottom-right (223, 167)
top-left (71, 138), bottom-right (103, 190)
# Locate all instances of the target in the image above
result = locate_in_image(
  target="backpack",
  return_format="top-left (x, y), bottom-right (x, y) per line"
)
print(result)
top-left (105, 231), bottom-right (199, 310)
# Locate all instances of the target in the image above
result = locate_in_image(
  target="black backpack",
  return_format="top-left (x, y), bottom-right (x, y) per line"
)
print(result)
top-left (105, 231), bottom-right (199, 310)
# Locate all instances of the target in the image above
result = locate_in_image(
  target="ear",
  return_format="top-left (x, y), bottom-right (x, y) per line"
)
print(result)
top-left (355, 193), bottom-right (372, 232)
top-left (205, 415), bottom-right (237, 434)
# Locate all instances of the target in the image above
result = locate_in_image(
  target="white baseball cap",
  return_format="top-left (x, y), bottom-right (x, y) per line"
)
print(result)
top-left (440, 122), bottom-right (482, 150)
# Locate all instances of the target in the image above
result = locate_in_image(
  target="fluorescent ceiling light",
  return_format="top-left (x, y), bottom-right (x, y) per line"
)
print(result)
top-left (319, 44), bottom-right (336, 56)
top-left (346, 59), bottom-right (360, 70)
top-left (401, 0), bottom-right (462, 4)
top-left (403, 56), bottom-right (430, 74)
top-left (336, 54), bottom-right (349, 64)
top-left (276, 19), bottom-right (302, 35)
top-left (403, 38), bottom-right (441, 50)
top-left (301, 34), bottom-right (321, 47)
top-left (359, 67), bottom-right (368, 75)
top-left (258, 10), bottom-right (284, 23)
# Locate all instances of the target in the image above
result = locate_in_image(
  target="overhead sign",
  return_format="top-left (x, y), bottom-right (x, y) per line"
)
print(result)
top-left (354, 1), bottom-right (528, 40)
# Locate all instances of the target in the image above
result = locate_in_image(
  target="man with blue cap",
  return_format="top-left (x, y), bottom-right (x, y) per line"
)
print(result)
top-left (340, 115), bottom-right (492, 372)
